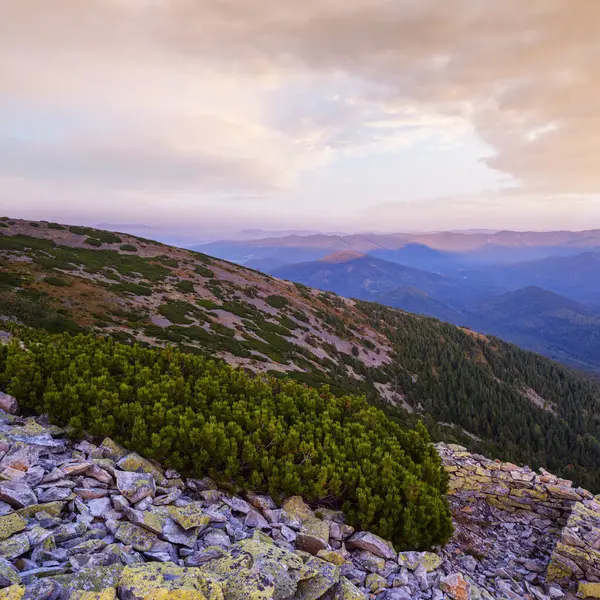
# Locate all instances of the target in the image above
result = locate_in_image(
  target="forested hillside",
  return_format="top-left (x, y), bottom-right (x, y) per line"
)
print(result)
top-left (2, 217), bottom-right (600, 490)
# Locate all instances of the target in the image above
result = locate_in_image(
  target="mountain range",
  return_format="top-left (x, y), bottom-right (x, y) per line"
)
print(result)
top-left (4, 217), bottom-right (600, 492)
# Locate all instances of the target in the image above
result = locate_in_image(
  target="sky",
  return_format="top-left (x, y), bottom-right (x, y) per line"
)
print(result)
top-left (1, 0), bottom-right (600, 235)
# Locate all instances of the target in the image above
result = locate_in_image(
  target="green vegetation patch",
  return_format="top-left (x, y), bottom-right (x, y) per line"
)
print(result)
top-left (195, 264), bottom-right (215, 278)
top-left (120, 244), bottom-right (137, 252)
top-left (44, 276), bottom-right (71, 287)
top-left (176, 280), bottom-right (195, 293)
top-left (0, 327), bottom-right (452, 550)
top-left (265, 295), bottom-right (289, 309)
top-left (110, 282), bottom-right (153, 297)
top-left (0, 272), bottom-right (23, 288)
top-left (84, 237), bottom-right (103, 247)
top-left (47, 222), bottom-right (66, 230)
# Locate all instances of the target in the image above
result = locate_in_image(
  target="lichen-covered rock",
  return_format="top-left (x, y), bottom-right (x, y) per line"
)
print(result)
top-left (16, 501), bottom-right (64, 519)
top-left (282, 496), bottom-right (314, 522)
top-left (168, 503), bottom-right (211, 531)
top-left (347, 532), bottom-right (396, 560)
top-left (52, 565), bottom-right (124, 594)
top-left (0, 557), bottom-right (20, 587)
top-left (0, 586), bottom-right (24, 600)
top-left (201, 539), bottom-right (310, 599)
top-left (440, 573), bottom-right (469, 600)
top-left (0, 514), bottom-right (26, 542)
top-left (116, 453), bottom-right (167, 487)
top-left (296, 518), bottom-right (330, 555)
top-left (115, 471), bottom-right (155, 504)
top-left (99, 438), bottom-right (128, 462)
top-left (296, 555), bottom-right (340, 600)
top-left (579, 581), bottom-right (600, 598)
top-left (397, 552), bottom-right (442, 573)
top-left (0, 533), bottom-right (29, 559)
top-left (117, 562), bottom-right (224, 600)
top-left (115, 522), bottom-right (157, 552)
top-left (70, 590), bottom-right (118, 600)
top-left (324, 578), bottom-right (368, 600)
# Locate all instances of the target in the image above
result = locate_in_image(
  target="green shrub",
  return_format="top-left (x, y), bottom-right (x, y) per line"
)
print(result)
top-left (0, 327), bottom-right (452, 550)
top-left (157, 301), bottom-right (199, 325)
top-left (110, 282), bottom-right (153, 297)
top-left (29, 222), bottom-right (40, 228)
top-left (44, 276), bottom-right (71, 287)
top-left (265, 295), bottom-right (289, 309)
top-left (47, 222), bottom-right (65, 230)
top-left (85, 237), bottom-right (102, 247)
top-left (195, 264), bottom-right (215, 278)
top-left (176, 280), bottom-right (195, 293)
top-left (120, 244), bottom-right (137, 252)
top-left (0, 223), bottom-right (8, 228)
top-left (0, 273), bottom-right (23, 287)
top-left (197, 299), bottom-right (219, 310)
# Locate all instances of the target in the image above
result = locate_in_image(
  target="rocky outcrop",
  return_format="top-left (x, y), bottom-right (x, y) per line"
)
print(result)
top-left (437, 442), bottom-right (600, 599)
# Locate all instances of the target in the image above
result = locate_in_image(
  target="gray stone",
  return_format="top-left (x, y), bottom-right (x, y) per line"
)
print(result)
top-left (0, 480), bottom-right (37, 507)
top-left (115, 470), bottom-right (155, 504)
top-left (348, 531), bottom-right (396, 560)
top-left (0, 392), bottom-right (18, 415)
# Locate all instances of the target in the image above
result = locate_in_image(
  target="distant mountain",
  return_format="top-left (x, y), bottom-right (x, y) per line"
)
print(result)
top-left (376, 286), bottom-right (467, 324)
top-left (468, 287), bottom-right (600, 372)
top-left (271, 253), bottom-right (496, 308)
top-left (199, 230), bottom-right (600, 274)
top-left (473, 252), bottom-right (600, 302)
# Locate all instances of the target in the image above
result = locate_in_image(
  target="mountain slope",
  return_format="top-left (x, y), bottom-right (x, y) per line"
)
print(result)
top-left (3, 217), bottom-right (600, 490)
top-left (467, 286), bottom-right (600, 371)
top-left (271, 253), bottom-right (495, 308)
top-left (472, 251), bottom-right (600, 302)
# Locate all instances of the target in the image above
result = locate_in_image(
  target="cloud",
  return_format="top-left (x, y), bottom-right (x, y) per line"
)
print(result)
top-left (1, 0), bottom-right (600, 226)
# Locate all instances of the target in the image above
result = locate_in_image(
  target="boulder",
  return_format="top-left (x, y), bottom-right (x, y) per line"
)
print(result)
top-left (0, 393), bottom-right (18, 415)
top-left (0, 514), bottom-right (27, 541)
top-left (296, 518), bottom-right (330, 555)
top-left (0, 482), bottom-right (36, 508)
top-left (282, 496), bottom-right (314, 522)
top-left (117, 562), bottom-right (223, 600)
top-left (114, 471), bottom-right (155, 504)
top-left (347, 531), bottom-right (396, 560)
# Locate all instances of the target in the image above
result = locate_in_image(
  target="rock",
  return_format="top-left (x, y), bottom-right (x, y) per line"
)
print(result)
top-left (0, 393), bottom-right (18, 415)
top-left (16, 501), bottom-right (64, 519)
top-left (203, 529), bottom-right (231, 550)
top-left (160, 518), bottom-right (198, 548)
top-left (117, 562), bottom-right (223, 600)
top-left (244, 510), bottom-right (269, 530)
top-left (440, 573), bottom-right (469, 600)
top-left (347, 531), bottom-right (396, 560)
top-left (0, 513), bottom-right (27, 541)
top-left (167, 503), bottom-right (211, 530)
top-left (0, 557), bottom-right (20, 587)
top-left (99, 438), bottom-right (128, 462)
top-left (116, 453), bottom-right (167, 487)
top-left (365, 572), bottom-right (387, 593)
top-left (296, 518), bottom-right (330, 555)
top-left (221, 496), bottom-right (251, 514)
top-left (52, 565), bottom-right (124, 595)
top-left (397, 551), bottom-right (443, 572)
top-left (282, 496), bottom-right (314, 522)
top-left (246, 492), bottom-right (276, 512)
top-left (70, 590), bottom-right (117, 600)
top-left (88, 497), bottom-right (113, 518)
top-left (114, 523), bottom-right (157, 552)
top-left (200, 538), bottom-right (311, 599)
top-left (580, 582), bottom-right (600, 598)
top-left (296, 555), bottom-right (340, 600)
top-left (123, 507), bottom-right (164, 535)
top-left (0, 586), bottom-right (25, 599)
top-left (353, 550), bottom-right (385, 573)
top-left (0, 482), bottom-right (36, 508)
top-left (114, 471), bottom-right (155, 504)
top-left (0, 533), bottom-right (29, 560)
top-left (326, 577), bottom-right (368, 599)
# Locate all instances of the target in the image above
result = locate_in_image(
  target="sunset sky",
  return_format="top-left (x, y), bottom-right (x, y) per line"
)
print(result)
top-left (2, 1), bottom-right (600, 233)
